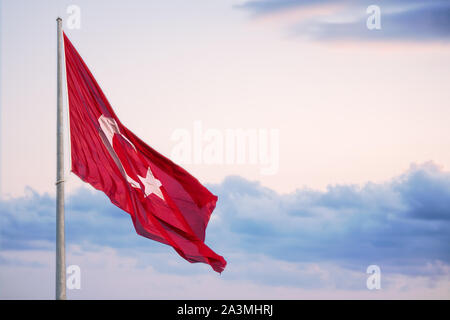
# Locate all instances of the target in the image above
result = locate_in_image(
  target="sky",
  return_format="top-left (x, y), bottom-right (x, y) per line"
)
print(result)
top-left (0, 0), bottom-right (449, 299)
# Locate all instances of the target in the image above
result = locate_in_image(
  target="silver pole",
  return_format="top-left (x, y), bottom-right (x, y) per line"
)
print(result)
top-left (56, 17), bottom-right (66, 300)
top-left (0, 0), bottom-right (3, 200)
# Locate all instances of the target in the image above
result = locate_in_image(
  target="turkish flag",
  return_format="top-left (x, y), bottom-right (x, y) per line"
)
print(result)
top-left (63, 33), bottom-right (226, 273)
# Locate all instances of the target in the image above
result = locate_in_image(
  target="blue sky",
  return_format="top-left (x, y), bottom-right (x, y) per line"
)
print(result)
top-left (0, 0), bottom-right (450, 298)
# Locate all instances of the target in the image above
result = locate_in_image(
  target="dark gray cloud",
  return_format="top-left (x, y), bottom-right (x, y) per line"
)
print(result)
top-left (1, 162), bottom-right (449, 278)
top-left (238, 0), bottom-right (450, 41)
top-left (0, 187), bottom-right (164, 252)
top-left (207, 162), bottom-right (450, 274)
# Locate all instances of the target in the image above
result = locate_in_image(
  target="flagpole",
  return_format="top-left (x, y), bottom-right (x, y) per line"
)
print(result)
top-left (56, 17), bottom-right (66, 300)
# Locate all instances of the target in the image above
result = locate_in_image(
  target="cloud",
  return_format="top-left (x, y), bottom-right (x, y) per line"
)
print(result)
top-left (1, 246), bottom-right (448, 299)
top-left (238, 0), bottom-right (450, 42)
top-left (0, 162), bottom-right (450, 297)
top-left (206, 162), bottom-right (450, 273)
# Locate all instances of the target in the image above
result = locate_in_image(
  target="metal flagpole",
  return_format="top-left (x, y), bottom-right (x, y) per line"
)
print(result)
top-left (56, 17), bottom-right (66, 300)
top-left (0, 0), bottom-right (3, 199)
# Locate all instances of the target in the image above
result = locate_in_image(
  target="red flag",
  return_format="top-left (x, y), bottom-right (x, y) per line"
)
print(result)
top-left (63, 33), bottom-right (226, 273)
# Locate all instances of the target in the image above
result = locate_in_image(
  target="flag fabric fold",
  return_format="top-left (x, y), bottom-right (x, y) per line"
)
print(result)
top-left (63, 33), bottom-right (226, 273)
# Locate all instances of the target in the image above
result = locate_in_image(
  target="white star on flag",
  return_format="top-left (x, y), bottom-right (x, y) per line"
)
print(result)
top-left (98, 115), bottom-right (165, 201)
top-left (137, 167), bottom-right (165, 200)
